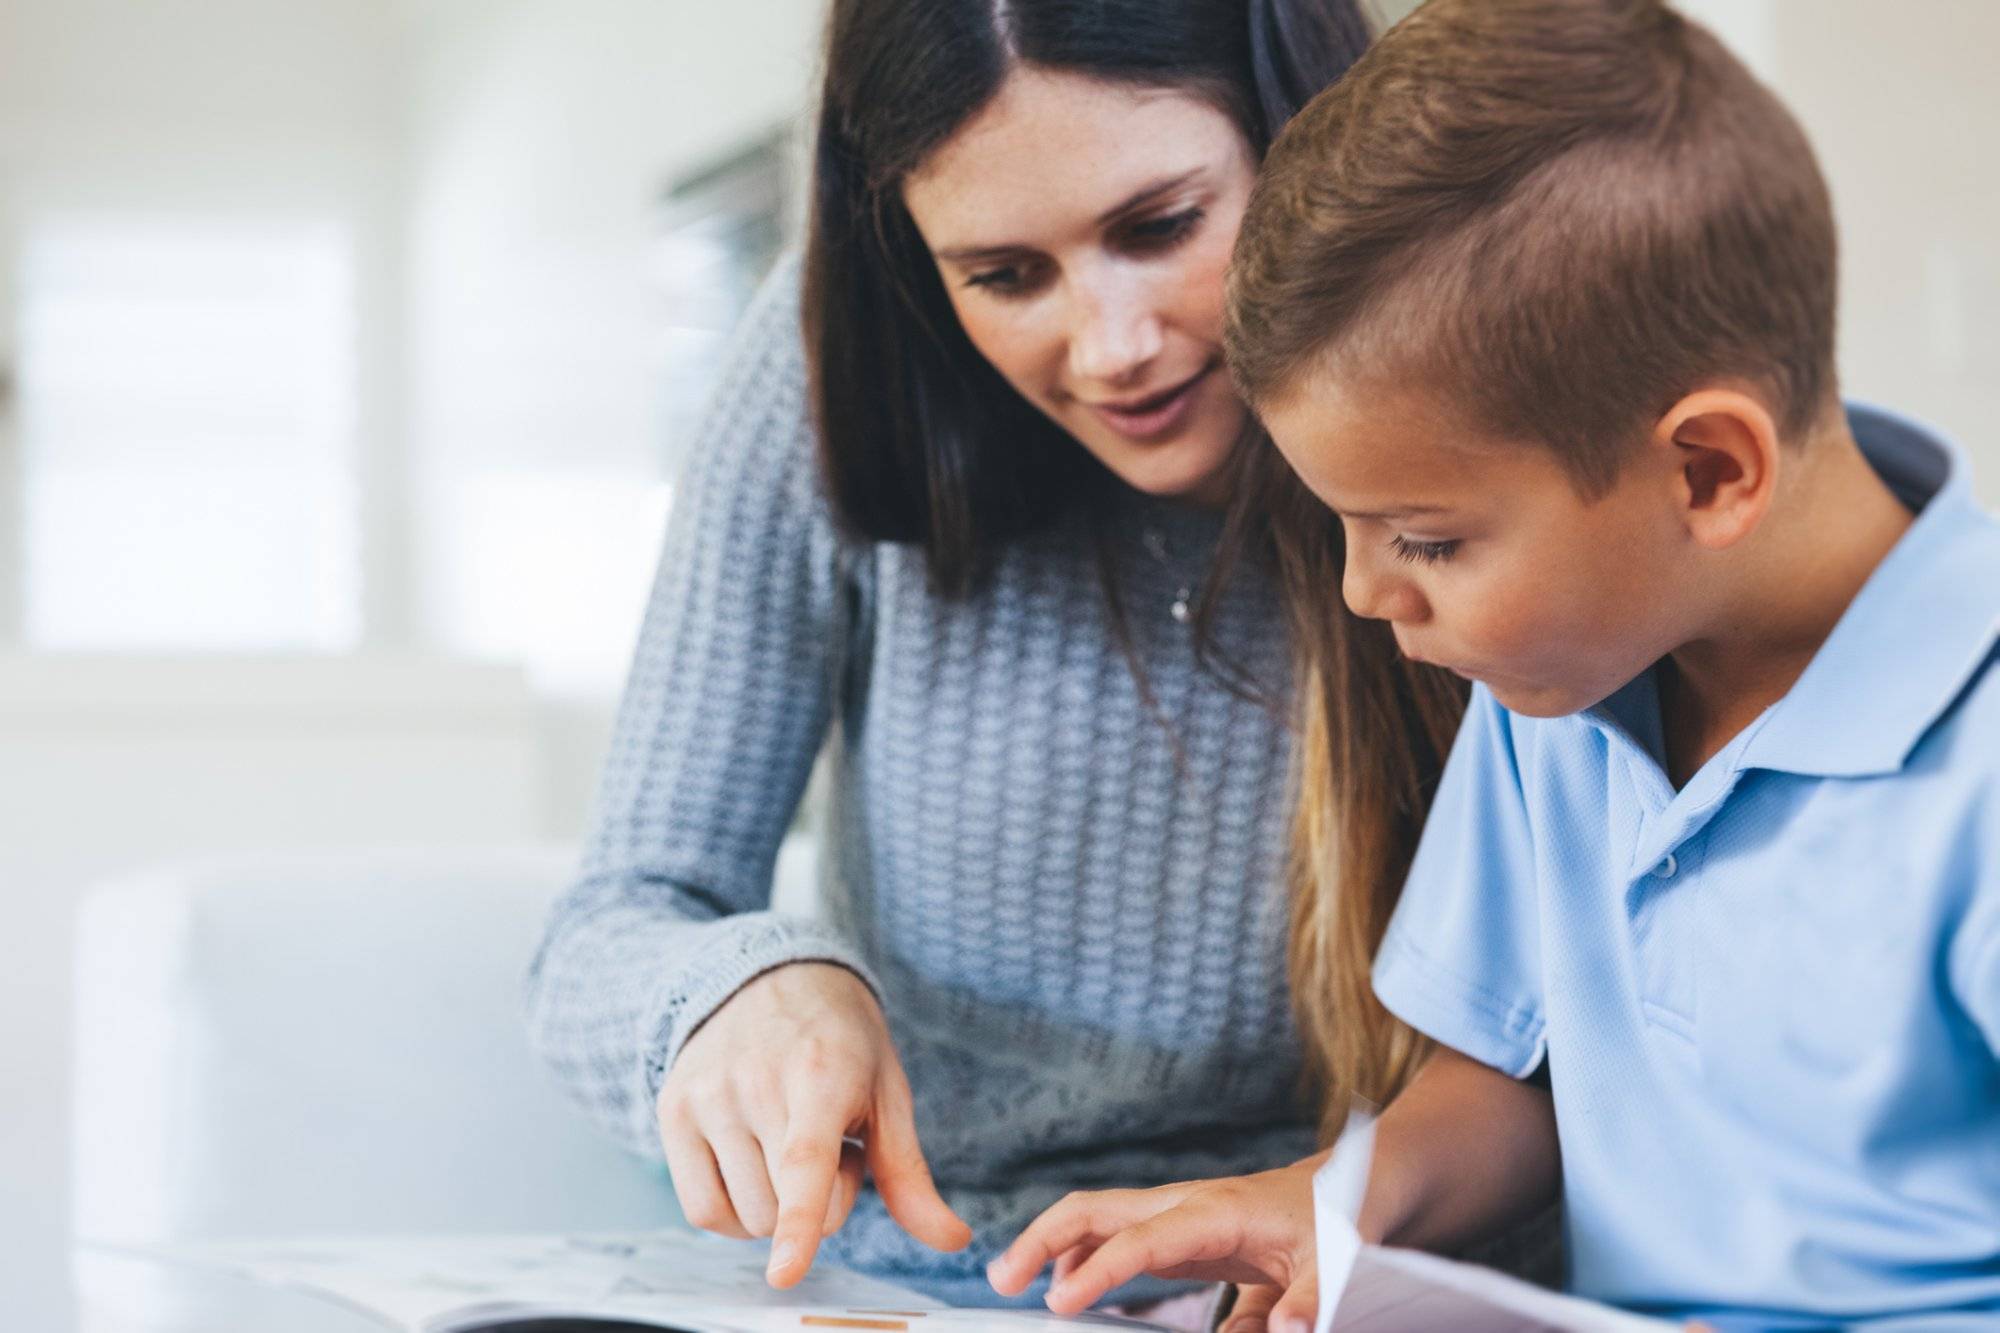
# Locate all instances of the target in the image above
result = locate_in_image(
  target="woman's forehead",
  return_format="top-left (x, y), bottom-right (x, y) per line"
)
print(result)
top-left (903, 68), bottom-right (1250, 248)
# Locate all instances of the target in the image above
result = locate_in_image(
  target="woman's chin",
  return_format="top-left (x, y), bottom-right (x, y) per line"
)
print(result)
top-left (1095, 438), bottom-right (1236, 508)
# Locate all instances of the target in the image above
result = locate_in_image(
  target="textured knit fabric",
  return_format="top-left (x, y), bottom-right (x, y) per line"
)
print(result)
top-left (525, 254), bottom-right (1317, 1307)
top-left (1372, 406), bottom-right (2000, 1327)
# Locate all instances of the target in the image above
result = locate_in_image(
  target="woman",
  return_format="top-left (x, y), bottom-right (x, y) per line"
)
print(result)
top-left (525, 0), bottom-right (1461, 1316)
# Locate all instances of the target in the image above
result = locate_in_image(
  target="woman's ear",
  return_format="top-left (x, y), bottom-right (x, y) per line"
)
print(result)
top-left (1650, 387), bottom-right (1782, 550)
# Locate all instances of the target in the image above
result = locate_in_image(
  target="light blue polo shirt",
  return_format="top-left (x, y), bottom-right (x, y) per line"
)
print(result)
top-left (1373, 404), bottom-right (2000, 1330)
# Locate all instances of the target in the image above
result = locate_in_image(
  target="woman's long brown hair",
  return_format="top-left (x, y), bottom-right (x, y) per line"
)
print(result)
top-left (1251, 442), bottom-right (1468, 1141)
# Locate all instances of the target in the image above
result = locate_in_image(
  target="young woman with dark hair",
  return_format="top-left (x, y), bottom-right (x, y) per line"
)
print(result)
top-left (526, 0), bottom-right (1461, 1320)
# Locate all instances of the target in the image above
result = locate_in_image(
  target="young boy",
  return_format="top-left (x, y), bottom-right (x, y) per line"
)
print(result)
top-left (986, 0), bottom-right (2000, 1327)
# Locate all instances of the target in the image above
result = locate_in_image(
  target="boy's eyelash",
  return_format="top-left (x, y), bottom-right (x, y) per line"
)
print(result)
top-left (1388, 534), bottom-right (1461, 565)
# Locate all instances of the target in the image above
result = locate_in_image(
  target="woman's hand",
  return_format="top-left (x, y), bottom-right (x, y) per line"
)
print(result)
top-left (987, 1156), bottom-right (1328, 1333)
top-left (656, 962), bottom-right (971, 1287)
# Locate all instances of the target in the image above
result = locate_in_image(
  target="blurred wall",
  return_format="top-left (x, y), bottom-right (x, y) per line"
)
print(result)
top-left (1768, 0), bottom-right (2000, 474)
top-left (0, 7), bottom-right (419, 1324)
top-left (0, 3), bottom-right (824, 1327)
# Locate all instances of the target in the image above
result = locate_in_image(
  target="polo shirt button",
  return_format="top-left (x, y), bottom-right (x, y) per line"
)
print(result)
top-left (1653, 853), bottom-right (1679, 878)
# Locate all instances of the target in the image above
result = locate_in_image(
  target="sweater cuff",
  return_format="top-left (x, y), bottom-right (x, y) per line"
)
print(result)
top-left (642, 912), bottom-right (882, 1100)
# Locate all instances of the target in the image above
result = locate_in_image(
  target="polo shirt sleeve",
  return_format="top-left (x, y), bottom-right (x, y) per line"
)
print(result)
top-left (1372, 683), bottom-right (1547, 1078)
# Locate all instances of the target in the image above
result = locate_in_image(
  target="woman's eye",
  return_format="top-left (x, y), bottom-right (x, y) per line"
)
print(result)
top-left (964, 260), bottom-right (1043, 297)
top-left (966, 266), bottom-right (1020, 292)
top-left (1125, 207), bottom-right (1204, 249)
top-left (1388, 534), bottom-right (1462, 565)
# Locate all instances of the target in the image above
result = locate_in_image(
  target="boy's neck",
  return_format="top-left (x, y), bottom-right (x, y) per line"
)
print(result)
top-left (1659, 423), bottom-right (1915, 788)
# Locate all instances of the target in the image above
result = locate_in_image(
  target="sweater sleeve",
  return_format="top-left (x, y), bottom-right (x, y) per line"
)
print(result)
top-left (525, 253), bottom-right (881, 1159)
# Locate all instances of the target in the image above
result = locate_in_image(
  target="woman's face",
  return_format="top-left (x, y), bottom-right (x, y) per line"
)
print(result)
top-left (901, 68), bottom-right (1258, 507)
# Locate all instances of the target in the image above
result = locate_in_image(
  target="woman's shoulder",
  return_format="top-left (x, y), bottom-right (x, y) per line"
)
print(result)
top-left (677, 250), bottom-right (824, 513)
top-left (701, 250), bottom-right (810, 438)
top-left (731, 248), bottom-right (808, 374)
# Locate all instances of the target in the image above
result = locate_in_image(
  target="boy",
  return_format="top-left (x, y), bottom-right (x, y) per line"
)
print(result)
top-left (986, 0), bottom-right (2000, 1327)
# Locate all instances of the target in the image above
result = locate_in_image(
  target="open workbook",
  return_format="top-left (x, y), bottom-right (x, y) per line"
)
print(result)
top-left (87, 1182), bottom-right (1672, 1333)
top-left (84, 1230), bottom-right (1172, 1333)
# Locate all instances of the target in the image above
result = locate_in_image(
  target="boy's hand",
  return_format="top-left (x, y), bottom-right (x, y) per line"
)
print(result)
top-left (1222, 1284), bottom-right (1287, 1333)
top-left (987, 1156), bottom-right (1327, 1331)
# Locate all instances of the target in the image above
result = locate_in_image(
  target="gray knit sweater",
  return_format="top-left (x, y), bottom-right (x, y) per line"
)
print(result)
top-left (525, 256), bottom-right (1316, 1307)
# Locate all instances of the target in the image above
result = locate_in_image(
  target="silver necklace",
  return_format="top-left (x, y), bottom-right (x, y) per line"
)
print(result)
top-left (1141, 528), bottom-right (1196, 625)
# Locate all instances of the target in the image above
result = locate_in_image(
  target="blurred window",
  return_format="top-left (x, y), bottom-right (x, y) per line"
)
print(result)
top-left (15, 218), bottom-right (360, 652)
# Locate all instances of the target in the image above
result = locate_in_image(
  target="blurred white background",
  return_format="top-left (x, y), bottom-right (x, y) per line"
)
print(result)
top-left (1, 0), bottom-right (1996, 1327)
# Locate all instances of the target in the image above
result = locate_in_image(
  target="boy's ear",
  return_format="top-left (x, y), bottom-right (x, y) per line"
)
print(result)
top-left (1651, 388), bottom-right (1781, 550)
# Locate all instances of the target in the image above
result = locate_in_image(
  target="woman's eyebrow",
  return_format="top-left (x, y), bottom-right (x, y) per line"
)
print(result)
top-left (931, 170), bottom-right (1206, 264)
top-left (1094, 168), bottom-right (1203, 226)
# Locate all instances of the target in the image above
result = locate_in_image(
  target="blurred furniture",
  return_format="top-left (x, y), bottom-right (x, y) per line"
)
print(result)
top-left (71, 838), bottom-right (818, 1245)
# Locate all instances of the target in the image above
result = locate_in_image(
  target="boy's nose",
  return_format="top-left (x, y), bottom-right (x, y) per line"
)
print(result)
top-left (1343, 559), bottom-right (1424, 625)
top-left (1342, 559), bottom-right (1393, 621)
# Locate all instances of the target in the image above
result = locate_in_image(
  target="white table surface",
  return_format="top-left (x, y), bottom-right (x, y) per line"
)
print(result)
top-left (75, 1248), bottom-right (388, 1333)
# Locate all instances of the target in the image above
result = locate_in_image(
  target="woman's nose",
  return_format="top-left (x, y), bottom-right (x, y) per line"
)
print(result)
top-left (1067, 283), bottom-right (1164, 385)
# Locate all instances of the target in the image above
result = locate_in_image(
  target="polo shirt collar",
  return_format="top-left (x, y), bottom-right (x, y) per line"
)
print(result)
top-left (1736, 402), bottom-right (2000, 778)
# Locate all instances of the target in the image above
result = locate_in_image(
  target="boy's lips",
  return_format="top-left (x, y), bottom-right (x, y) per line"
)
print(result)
top-left (1405, 648), bottom-right (1480, 682)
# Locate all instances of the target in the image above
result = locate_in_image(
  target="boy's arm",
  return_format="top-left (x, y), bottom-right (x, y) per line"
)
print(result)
top-left (986, 1048), bottom-right (1558, 1325)
top-left (1357, 1047), bottom-right (1559, 1251)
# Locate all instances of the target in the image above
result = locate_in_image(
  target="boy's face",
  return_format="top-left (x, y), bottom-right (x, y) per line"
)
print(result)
top-left (1262, 376), bottom-right (1693, 718)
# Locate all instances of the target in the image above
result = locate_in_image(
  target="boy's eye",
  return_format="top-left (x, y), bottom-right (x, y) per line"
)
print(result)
top-left (1123, 207), bottom-right (1205, 250)
top-left (1388, 534), bottom-right (1462, 565)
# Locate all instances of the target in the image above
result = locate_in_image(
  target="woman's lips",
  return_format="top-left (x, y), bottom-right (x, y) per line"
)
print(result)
top-left (1086, 361), bottom-right (1217, 441)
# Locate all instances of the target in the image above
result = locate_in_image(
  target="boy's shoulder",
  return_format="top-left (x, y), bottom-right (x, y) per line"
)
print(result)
top-left (1931, 634), bottom-right (2000, 792)
top-left (1895, 493), bottom-right (2000, 792)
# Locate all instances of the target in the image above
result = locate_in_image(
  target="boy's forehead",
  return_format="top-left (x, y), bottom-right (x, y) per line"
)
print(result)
top-left (1262, 374), bottom-right (1523, 512)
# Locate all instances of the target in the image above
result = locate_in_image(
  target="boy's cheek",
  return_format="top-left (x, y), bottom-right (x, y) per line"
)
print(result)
top-left (1444, 596), bottom-right (1620, 708)
top-left (1440, 585), bottom-right (1552, 667)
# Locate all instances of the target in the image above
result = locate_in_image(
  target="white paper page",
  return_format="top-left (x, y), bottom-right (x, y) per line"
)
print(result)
top-left (1309, 1117), bottom-right (1673, 1333)
top-left (1330, 1247), bottom-right (1673, 1333)
top-left (522, 1304), bottom-right (1172, 1333)
top-left (1311, 1109), bottom-right (1377, 1333)
top-left (86, 1230), bottom-right (947, 1330)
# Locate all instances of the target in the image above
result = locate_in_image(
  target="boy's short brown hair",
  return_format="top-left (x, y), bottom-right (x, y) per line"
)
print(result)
top-left (1226, 0), bottom-right (1838, 494)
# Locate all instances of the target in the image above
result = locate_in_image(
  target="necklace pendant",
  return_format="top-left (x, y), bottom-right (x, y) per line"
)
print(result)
top-left (1170, 588), bottom-right (1192, 624)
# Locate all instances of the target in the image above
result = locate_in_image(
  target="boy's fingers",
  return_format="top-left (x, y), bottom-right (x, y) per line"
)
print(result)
top-left (1223, 1284), bottom-right (1280, 1333)
top-left (1045, 1210), bottom-right (1226, 1314)
top-left (867, 1073), bottom-right (972, 1254)
top-left (765, 1113), bottom-right (848, 1286)
top-left (1051, 1242), bottom-right (1099, 1284)
top-left (988, 1191), bottom-right (1147, 1295)
top-left (1267, 1271), bottom-right (1319, 1333)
